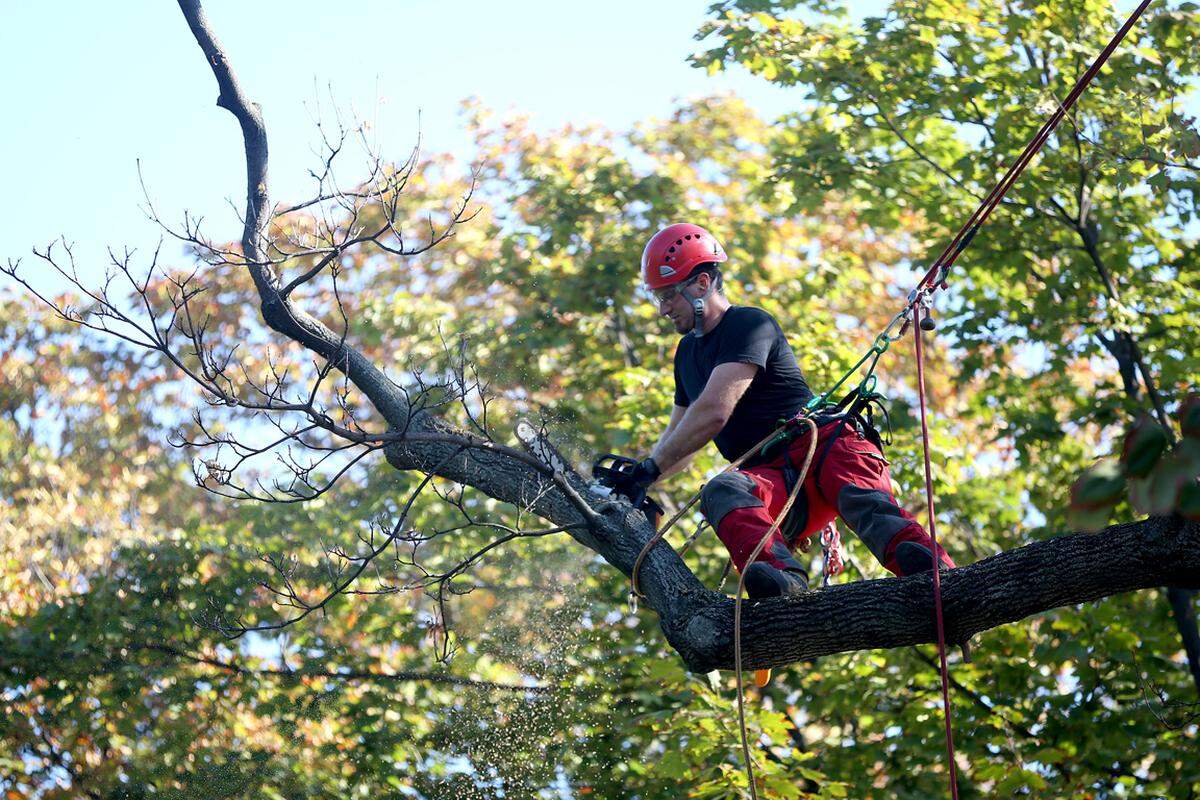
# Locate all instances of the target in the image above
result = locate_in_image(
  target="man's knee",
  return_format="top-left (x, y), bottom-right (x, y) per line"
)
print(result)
top-left (884, 528), bottom-right (956, 576)
top-left (699, 471), bottom-right (763, 530)
top-left (835, 485), bottom-right (914, 562)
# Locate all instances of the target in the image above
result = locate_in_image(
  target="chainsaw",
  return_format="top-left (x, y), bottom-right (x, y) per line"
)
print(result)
top-left (591, 453), bottom-right (664, 528)
top-left (514, 420), bottom-right (663, 527)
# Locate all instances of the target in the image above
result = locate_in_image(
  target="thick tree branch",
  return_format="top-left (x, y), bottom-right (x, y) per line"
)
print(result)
top-left (671, 515), bottom-right (1199, 673)
top-left (171, 1), bottom-right (1200, 682)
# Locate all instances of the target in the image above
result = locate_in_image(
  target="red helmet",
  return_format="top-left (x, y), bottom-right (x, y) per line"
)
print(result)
top-left (640, 223), bottom-right (727, 290)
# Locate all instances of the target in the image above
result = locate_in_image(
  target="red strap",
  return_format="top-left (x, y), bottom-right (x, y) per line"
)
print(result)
top-left (913, 302), bottom-right (960, 799)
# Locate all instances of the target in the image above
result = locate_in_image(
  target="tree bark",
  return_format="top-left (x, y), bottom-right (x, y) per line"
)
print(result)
top-left (1167, 587), bottom-right (1200, 689)
top-left (675, 515), bottom-right (1199, 672)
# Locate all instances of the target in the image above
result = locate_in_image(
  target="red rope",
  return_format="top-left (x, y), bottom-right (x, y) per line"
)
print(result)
top-left (899, 11), bottom-right (1155, 793)
top-left (912, 301), bottom-right (959, 799)
top-left (813, 4), bottom-right (1154, 797)
top-left (911, 0), bottom-right (1155, 297)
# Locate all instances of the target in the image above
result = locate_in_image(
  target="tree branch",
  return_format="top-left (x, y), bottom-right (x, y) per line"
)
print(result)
top-left (169, 0), bottom-right (1200, 682)
top-left (670, 515), bottom-right (1198, 673)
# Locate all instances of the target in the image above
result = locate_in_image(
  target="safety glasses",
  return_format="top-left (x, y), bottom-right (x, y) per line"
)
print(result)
top-left (644, 275), bottom-right (699, 307)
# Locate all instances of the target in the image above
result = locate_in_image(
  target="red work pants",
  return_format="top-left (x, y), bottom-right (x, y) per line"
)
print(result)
top-left (698, 420), bottom-right (955, 577)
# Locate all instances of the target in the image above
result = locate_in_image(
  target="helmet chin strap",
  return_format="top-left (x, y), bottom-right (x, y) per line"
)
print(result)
top-left (687, 280), bottom-right (717, 338)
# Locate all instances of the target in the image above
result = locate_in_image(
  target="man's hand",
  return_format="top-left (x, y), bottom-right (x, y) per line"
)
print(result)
top-left (593, 454), bottom-right (660, 503)
top-left (627, 457), bottom-right (661, 502)
top-left (593, 454), bottom-right (665, 526)
top-left (612, 457), bottom-right (660, 506)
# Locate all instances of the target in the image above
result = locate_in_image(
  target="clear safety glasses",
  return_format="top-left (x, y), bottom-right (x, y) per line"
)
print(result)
top-left (643, 275), bottom-right (698, 307)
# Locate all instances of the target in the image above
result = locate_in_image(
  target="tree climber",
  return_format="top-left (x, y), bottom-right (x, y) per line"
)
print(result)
top-left (621, 222), bottom-right (955, 599)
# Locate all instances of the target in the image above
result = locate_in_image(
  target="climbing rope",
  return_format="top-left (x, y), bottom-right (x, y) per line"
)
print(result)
top-left (893, 5), bottom-right (1155, 796)
top-left (732, 415), bottom-right (818, 800)
top-left (913, 302), bottom-right (960, 799)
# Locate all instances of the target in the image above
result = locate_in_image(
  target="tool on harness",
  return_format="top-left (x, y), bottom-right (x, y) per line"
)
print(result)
top-left (592, 453), bottom-right (665, 527)
top-left (819, 522), bottom-right (843, 586)
top-left (918, 289), bottom-right (938, 331)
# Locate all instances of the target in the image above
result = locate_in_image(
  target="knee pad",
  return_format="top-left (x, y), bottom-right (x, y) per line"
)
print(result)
top-left (699, 471), bottom-right (763, 530)
top-left (836, 485), bottom-right (914, 562)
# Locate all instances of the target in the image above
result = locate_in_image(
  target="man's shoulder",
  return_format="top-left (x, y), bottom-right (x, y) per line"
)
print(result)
top-left (724, 305), bottom-right (780, 331)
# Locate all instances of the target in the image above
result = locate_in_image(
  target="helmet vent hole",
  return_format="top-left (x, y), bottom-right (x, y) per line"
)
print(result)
top-left (676, 239), bottom-right (684, 245)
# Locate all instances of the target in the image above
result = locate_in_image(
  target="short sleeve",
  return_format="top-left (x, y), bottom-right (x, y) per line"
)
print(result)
top-left (673, 349), bottom-right (690, 407)
top-left (713, 308), bottom-right (776, 369)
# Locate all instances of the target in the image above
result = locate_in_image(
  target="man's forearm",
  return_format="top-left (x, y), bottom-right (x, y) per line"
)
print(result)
top-left (651, 403), bottom-right (725, 476)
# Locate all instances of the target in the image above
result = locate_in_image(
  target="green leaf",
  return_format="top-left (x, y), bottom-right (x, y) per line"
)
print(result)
top-left (1070, 459), bottom-right (1125, 510)
top-left (1122, 416), bottom-right (1169, 477)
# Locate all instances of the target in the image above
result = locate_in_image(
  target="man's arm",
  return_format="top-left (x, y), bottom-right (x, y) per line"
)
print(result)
top-left (651, 361), bottom-right (758, 476)
top-left (651, 404), bottom-right (692, 479)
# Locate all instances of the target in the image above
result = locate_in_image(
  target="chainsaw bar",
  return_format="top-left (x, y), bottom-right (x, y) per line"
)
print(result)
top-left (515, 419), bottom-right (575, 479)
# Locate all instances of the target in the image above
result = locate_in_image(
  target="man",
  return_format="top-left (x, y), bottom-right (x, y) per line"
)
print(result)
top-left (622, 222), bottom-right (955, 599)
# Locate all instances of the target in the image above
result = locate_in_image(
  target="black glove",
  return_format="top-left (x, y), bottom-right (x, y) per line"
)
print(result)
top-left (593, 454), bottom-right (665, 526)
top-left (624, 455), bottom-right (662, 494)
top-left (619, 457), bottom-right (661, 507)
top-left (604, 455), bottom-right (662, 501)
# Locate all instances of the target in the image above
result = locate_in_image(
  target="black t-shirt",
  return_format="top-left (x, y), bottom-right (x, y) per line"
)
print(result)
top-left (673, 306), bottom-right (813, 462)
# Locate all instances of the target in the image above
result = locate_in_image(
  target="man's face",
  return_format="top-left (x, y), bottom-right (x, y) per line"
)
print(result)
top-left (650, 275), bottom-right (704, 334)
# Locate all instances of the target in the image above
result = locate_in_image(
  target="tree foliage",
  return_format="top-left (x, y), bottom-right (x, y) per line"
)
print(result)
top-left (2, 0), bottom-right (1199, 797)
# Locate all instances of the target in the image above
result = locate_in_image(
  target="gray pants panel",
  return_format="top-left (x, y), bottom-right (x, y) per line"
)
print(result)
top-left (836, 485), bottom-right (913, 561)
top-left (699, 471), bottom-right (763, 530)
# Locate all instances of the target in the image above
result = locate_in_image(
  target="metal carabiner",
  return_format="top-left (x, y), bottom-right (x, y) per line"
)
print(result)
top-left (916, 287), bottom-right (938, 332)
top-left (877, 308), bottom-right (910, 344)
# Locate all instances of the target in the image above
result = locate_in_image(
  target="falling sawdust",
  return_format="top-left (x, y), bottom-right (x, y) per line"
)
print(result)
top-left (415, 541), bottom-right (625, 800)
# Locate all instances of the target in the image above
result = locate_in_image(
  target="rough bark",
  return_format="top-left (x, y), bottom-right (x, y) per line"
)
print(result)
top-left (677, 515), bottom-right (1199, 672)
top-left (177, 0), bottom-right (1200, 676)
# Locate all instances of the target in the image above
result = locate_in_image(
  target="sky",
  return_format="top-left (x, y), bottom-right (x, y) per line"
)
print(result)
top-left (0, 0), bottom-right (1175, 298)
top-left (0, 1), bottom-right (827, 293)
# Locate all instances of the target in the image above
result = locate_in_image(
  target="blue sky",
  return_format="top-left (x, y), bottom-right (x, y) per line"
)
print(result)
top-left (0, 0), bottom-right (1174, 296)
top-left (0, 1), bottom-right (820, 290)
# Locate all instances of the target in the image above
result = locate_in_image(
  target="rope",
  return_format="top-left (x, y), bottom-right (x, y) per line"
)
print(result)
top-left (896, 7), bottom-right (1154, 797)
top-left (732, 416), bottom-right (818, 800)
top-left (912, 302), bottom-right (959, 799)
top-left (890, 0), bottom-right (1156, 320)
